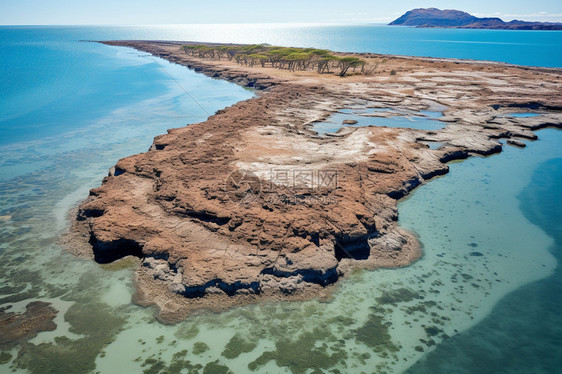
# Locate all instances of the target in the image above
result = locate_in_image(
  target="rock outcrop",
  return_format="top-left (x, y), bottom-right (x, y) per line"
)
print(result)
top-left (66, 40), bottom-right (562, 321)
top-left (0, 302), bottom-right (57, 348)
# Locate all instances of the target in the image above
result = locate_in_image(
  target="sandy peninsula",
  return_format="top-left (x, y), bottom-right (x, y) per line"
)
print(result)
top-left (65, 40), bottom-right (562, 322)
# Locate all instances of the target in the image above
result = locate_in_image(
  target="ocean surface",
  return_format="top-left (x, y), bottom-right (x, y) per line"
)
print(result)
top-left (0, 25), bottom-right (561, 373)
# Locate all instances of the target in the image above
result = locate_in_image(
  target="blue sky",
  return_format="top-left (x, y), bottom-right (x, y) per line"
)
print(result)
top-left (1, 0), bottom-right (561, 25)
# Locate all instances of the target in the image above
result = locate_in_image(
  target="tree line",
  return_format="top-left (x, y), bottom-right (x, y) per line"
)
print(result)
top-left (180, 44), bottom-right (368, 77)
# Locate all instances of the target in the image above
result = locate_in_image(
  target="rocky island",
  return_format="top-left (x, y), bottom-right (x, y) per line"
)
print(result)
top-left (389, 8), bottom-right (562, 30)
top-left (65, 40), bottom-right (562, 322)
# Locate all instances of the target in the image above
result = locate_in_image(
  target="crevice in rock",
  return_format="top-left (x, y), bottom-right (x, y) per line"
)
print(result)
top-left (439, 149), bottom-right (470, 163)
top-left (183, 210), bottom-right (230, 225)
top-left (420, 166), bottom-right (449, 180)
top-left (471, 144), bottom-right (503, 156)
top-left (113, 167), bottom-right (126, 176)
top-left (387, 177), bottom-right (422, 199)
top-left (260, 266), bottom-right (339, 286)
top-left (508, 102), bottom-right (562, 110)
top-left (89, 234), bottom-right (143, 264)
top-left (334, 236), bottom-right (371, 261)
top-left (529, 122), bottom-right (562, 131)
top-left (492, 102), bottom-right (562, 111)
top-left (76, 208), bottom-right (104, 220)
top-left (180, 279), bottom-right (261, 298)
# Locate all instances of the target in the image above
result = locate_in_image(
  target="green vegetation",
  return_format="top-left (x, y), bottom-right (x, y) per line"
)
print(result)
top-left (0, 352), bottom-right (12, 365)
top-left (140, 351), bottom-right (203, 374)
top-left (203, 361), bottom-right (232, 374)
top-left (424, 325), bottom-right (443, 337)
top-left (100, 255), bottom-right (140, 271)
top-left (181, 44), bottom-right (368, 77)
top-left (221, 334), bottom-right (257, 359)
top-left (375, 288), bottom-right (420, 305)
top-left (193, 341), bottom-right (210, 355)
top-left (354, 312), bottom-right (398, 353)
top-left (247, 327), bottom-right (348, 374)
top-left (336, 57), bottom-right (366, 77)
top-left (13, 302), bottom-right (126, 374)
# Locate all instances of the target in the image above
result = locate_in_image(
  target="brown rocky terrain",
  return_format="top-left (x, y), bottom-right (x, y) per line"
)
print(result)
top-left (0, 302), bottom-right (57, 349)
top-left (66, 40), bottom-right (562, 322)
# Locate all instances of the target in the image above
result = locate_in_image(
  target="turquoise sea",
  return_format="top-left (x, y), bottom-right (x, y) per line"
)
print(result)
top-left (0, 25), bottom-right (561, 373)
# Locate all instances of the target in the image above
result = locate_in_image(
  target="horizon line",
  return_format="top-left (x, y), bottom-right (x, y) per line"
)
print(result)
top-left (0, 22), bottom-right (390, 27)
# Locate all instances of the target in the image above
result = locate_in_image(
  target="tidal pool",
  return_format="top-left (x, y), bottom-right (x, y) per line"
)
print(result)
top-left (312, 108), bottom-right (444, 135)
top-left (505, 113), bottom-right (540, 118)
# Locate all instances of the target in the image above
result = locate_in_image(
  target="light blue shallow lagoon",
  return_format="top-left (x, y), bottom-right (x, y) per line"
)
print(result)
top-left (312, 109), bottom-right (445, 134)
top-left (506, 112), bottom-right (541, 118)
top-left (0, 26), bottom-right (561, 373)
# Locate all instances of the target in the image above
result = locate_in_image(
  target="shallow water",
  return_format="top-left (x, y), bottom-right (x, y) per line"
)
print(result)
top-left (0, 28), bottom-right (254, 373)
top-left (406, 133), bottom-right (562, 374)
top-left (505, 112), bottom-right (541, 118)
top-left (423, 141), bottom-right (444, 150)
top-left (312, 109), bottom-right (444, 135)
top-left (1, 26), bottom-right (561, 374)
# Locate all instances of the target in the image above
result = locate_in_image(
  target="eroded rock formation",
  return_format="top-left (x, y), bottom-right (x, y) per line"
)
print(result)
top-left (66, 40), bottom-right (562, 321)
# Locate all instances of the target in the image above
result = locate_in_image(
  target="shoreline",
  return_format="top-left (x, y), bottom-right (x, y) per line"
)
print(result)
top-left (65, 40), bottom-right (562, 322)
top-left (97, 39), bottom-right (562, 72)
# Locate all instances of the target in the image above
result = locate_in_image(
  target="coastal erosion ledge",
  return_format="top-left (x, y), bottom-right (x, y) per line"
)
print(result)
top-left (63, 40), bottom-right (562, 322)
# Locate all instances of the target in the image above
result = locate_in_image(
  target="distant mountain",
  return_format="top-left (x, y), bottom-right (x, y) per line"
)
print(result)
top-left (389, 8), bottom-right (562, 30)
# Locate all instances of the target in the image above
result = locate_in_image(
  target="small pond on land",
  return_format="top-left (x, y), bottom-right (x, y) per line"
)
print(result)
top-left (505, 112), bottom-right (540, 118)
top-left (312, 108), bottom-right (445, 135)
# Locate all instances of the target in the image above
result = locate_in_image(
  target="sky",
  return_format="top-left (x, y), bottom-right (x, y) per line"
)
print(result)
top-left (1, 0), bottom-right (562, 25)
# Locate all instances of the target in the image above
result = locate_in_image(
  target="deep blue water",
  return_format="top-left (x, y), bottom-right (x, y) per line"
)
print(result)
top-left (0, 26), bottom-right (561, 374)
